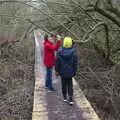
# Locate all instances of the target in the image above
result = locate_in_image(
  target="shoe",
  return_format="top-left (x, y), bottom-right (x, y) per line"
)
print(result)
top-left (63, 95), bottom-right (67, 102)
top-left (63, 99), bottom-right (68, 102)
top-left (51, 87), bottom-right (56, 91)
top-left (68, 97), bottom-right (74, 105)
top-left (47, 88), bottom-right (56, 92)
top-left (69, 101), bottom-right (74, 105)
top-left (45, 86), bottom-right (48, 89)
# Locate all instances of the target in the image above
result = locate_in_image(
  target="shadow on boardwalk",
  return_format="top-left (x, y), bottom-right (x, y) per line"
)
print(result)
top-left (45, 81), bottom-right (86, 120)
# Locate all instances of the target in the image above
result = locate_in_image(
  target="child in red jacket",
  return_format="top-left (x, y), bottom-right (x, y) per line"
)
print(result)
top-left (43, 34), bottom-right (61, 91)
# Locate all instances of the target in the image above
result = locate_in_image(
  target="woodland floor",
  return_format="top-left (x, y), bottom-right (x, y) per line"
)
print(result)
top-left (76, 43), bottom-right (120, 120)
top-left (0, 58), bottom-right (35, 120)
top-left (0, 42), bottom-right (120, 120)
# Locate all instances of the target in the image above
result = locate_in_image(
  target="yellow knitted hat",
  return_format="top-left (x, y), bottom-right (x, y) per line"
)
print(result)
top-left (63, 37), bottom-right (73, 48)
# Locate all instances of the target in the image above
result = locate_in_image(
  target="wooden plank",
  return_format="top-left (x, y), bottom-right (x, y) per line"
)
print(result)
top-left (32, 29), bottom-right (101, 120)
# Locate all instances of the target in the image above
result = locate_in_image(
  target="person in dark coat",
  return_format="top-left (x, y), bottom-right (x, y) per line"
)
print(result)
top-left (55, 37), bottom-right (77, 105)
top-left (43, 34), bottom-right (61, 91)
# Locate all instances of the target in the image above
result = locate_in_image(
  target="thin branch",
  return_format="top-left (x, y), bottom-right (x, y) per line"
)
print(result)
top-left (71, 0), bottom-right (98, 24)
top-left (82, 22), bottom-right (104, 39)
top-left (0, 14), bottom-right (22, 20)
top-left (23, 3), bottom-right (80, 40)
top-left (95, 7), bottom-right (120, 27)
top-left (0, 76), bottom-right (6, 82)
top-left (80, 22), bottom-right (111, 60)
top-left (106, 0), bottom-right (120, 18)
top-left (45, 2), bottom-right (86, 33)
top-left (95, 0), bottom-right (100, 7)
top-left (86, 0), bottom-right (120, 27)
top-left (88, 67), bottom-right (120, 118)
top-left (0, 0), bottom-right (37, 3)
top-left (20, 23), bottom-right (33, 40)
top-left (94, 0), bottom-right (120, 27)
top-left (72, 22), bottom-right (106, 43)
top-left (27, 19), bottom-right (54, 35)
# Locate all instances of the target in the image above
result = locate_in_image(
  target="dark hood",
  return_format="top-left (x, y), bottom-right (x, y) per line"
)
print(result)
top-left (59, 48), bottom-right (74, 60)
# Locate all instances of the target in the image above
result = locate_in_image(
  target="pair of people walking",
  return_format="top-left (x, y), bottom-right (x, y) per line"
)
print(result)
top-left (43, 34), bottom-right (77, 105)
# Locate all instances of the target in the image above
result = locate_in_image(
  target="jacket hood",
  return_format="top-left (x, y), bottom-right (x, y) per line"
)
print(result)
top-left (59, 48), bottom-right (74, 60)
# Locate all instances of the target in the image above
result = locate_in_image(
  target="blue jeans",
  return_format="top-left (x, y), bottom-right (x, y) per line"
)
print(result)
top-left (45, 67), bottom-right (53, 89)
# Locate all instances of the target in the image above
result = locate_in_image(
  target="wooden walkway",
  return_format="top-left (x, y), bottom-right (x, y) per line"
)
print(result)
top-left (32, 29), bottom-right (101, 120)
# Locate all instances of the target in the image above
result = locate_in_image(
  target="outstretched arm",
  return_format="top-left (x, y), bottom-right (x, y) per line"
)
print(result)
top-left (46, 41), bottom-right (61, 51)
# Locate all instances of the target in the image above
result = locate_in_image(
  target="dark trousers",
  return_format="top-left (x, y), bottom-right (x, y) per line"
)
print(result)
top-left (45, 67), bottom-right (53, 89)
top-left (61, 77), bottom-right (73, 99)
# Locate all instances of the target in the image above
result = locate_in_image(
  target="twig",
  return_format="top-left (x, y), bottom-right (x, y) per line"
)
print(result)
top-left (23, 3), bottom-right (80, 40)
top-left (87, 0), bottom-right (120, 27)
top-left (0, 76), bottom-right (6, 82)
top-left (87, 67), bottom-right (120, 118)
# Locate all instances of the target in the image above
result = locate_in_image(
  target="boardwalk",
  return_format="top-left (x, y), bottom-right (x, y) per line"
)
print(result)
top-left (32, 29), bottom-right (101, 120)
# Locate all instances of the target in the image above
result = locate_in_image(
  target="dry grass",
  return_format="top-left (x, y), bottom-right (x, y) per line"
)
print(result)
top-left (76, 43), bottom-right (120, 120)
top-left (0, 28), bottom-right (35, 120)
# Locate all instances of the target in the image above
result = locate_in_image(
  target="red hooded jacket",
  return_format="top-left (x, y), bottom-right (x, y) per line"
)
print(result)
top-left (43, 40), bottom-right (60, 67)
